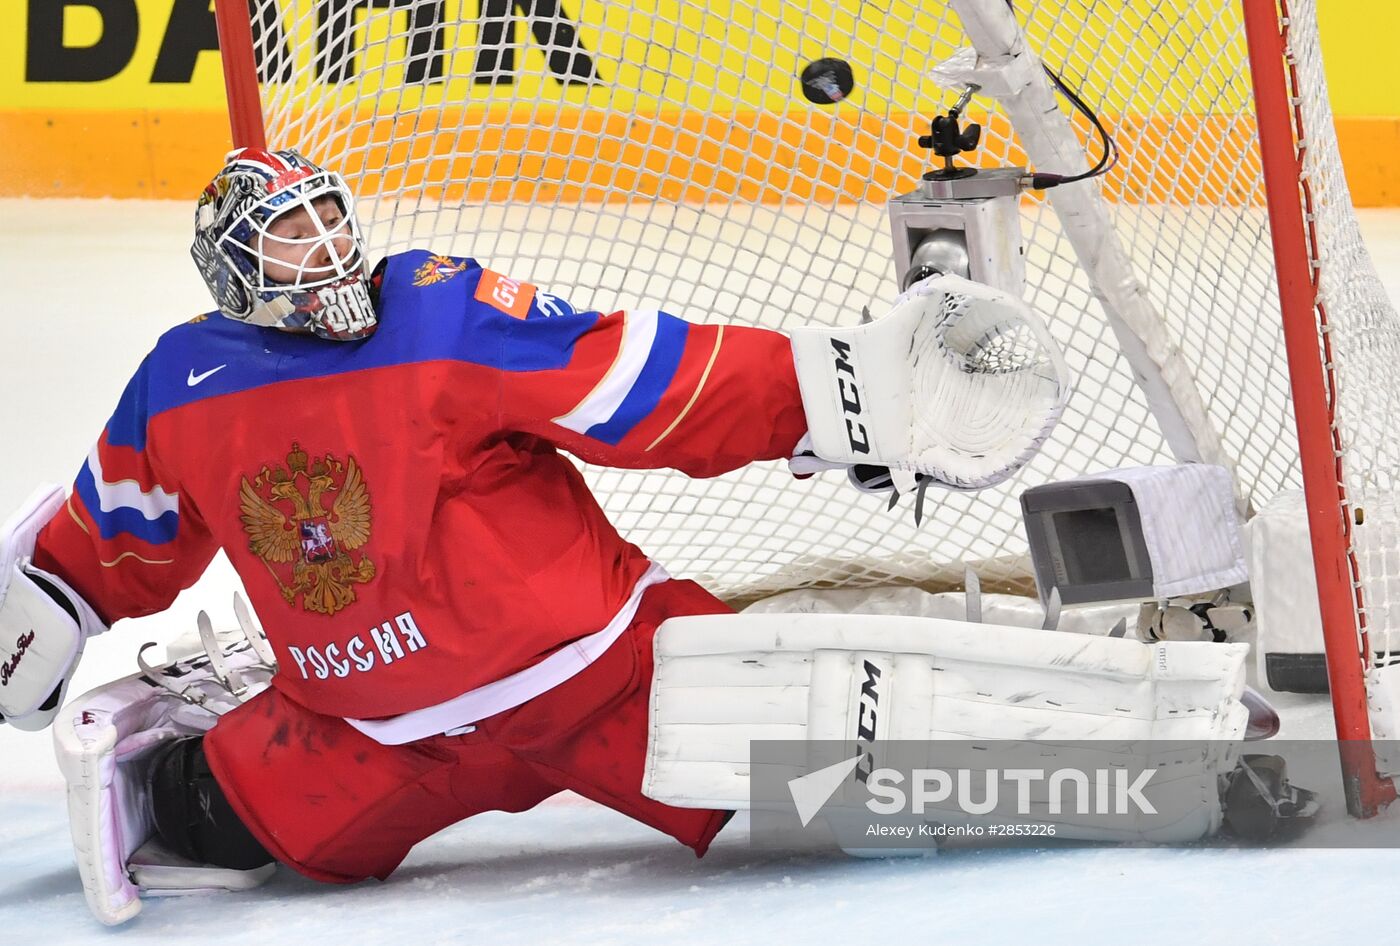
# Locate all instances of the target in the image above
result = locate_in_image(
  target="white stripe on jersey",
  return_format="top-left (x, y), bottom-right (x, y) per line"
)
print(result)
top-left (85, 448), bottom-right (179, 521)
top-left (552, 310), bottom-right (660, 434)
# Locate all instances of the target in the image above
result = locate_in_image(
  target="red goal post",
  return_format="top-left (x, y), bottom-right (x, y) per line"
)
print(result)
top-left (213, 0), bottom-right (266, 153)
top-left (211, 0), bottom-right (1399, 818)
top-left (1242, 0), bottom-right (1394, 817)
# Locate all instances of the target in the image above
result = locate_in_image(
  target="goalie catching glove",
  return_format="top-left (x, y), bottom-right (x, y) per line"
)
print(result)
top-left (790, 274), bottom-right (1071, 494)
top-left (0, 485), bottom-right (105, 730)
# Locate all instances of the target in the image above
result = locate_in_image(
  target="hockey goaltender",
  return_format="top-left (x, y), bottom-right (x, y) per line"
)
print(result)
top-left (0, 148), bottom-right (1306, 925)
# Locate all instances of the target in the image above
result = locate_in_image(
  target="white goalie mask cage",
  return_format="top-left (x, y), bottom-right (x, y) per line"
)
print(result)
top-left (191, 148), bottom-right (378, 341)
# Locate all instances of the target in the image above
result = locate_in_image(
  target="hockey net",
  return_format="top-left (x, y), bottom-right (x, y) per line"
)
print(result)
top-left (219, 0), bottom-right (1400, 809)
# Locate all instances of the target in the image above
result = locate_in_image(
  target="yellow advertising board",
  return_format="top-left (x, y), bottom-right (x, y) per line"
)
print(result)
top-left (2, 0), bottom-right (1396, 201)
top-left (5, 0), bottom-right (951, 110)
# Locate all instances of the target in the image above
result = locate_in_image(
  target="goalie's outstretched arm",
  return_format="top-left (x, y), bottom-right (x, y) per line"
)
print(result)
top-left (497, 275), bottom-right (1069, 496)
top-left (2, 355), bottom-right (218, 730)
top-left (498, 304), bottom-right (809, 477)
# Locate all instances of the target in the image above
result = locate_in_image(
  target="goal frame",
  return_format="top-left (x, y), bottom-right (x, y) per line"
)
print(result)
top-left (211, 0), bottom-right (1396, 818)
top-left (1241, 0), bottom-right (1394, 817)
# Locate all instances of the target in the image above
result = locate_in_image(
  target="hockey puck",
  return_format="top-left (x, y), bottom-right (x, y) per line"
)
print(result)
top-left (799, 57), bottom-right (855, 105)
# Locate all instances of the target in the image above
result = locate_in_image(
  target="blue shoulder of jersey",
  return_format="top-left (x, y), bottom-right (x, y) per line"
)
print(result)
top-left (375, 250), bottom-right (604, 372)
top-left (105, 251), bottom-right (603, 451)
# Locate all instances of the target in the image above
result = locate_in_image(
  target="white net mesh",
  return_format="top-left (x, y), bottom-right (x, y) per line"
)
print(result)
top-left (1278, 2), bottom-right (1400, 673)
top-left (241, 0), bottom-right (1393, 613)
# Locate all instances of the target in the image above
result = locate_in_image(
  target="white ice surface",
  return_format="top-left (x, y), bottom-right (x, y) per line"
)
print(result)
top-left (3, 200), bottom-right (1400, 943)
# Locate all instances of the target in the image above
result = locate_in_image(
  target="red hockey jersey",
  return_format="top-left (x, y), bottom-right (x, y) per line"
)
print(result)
top-left (33, 251), bottom-right (808, 718)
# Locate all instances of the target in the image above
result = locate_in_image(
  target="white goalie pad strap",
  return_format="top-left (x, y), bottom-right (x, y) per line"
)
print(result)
top-left (643, 613), bottom-right (1248, 840)
top-left (127, 839), bottom-right (275, 898)
top-left (744, 584), bottom-right (1139, 637)
top-left (53, 640), bottom-right (274, 925)
top-left (790, 275), bottom-right (1071, 490)
top-left (787, 432), bottom-right (846, 477)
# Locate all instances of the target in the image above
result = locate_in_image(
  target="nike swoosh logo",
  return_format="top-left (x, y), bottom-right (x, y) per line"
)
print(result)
top-left (187, 364), bottom-right (227, 387)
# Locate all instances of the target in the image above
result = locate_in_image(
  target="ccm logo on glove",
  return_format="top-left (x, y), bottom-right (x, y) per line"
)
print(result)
top-left (831, 338), bottom-right (870, 454)
top-left (1, 630), bottom-right (37, 687)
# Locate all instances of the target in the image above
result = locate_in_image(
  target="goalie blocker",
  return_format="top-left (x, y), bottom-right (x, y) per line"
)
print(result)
top-left (0, 485), bottom-right (105, 730)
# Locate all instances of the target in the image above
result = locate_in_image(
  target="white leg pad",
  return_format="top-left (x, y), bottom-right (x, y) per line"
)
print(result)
top-left (643, 613), bottom-right (1249, 841)
top-left (52, 638), bottom-right (275, 925)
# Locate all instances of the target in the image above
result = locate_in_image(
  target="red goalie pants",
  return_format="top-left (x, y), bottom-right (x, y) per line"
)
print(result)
top-left (203, 578), bottom-right (732, 884)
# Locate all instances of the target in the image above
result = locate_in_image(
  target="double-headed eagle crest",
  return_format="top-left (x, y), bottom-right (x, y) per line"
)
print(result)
top-left (239, 443), bottom-right (375, 616)
top-left (412, 254), bottom-right (468, 287)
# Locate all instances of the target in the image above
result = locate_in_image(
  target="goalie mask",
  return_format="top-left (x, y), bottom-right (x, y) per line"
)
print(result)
top-left (191, 148), bottom-right (377, 341)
